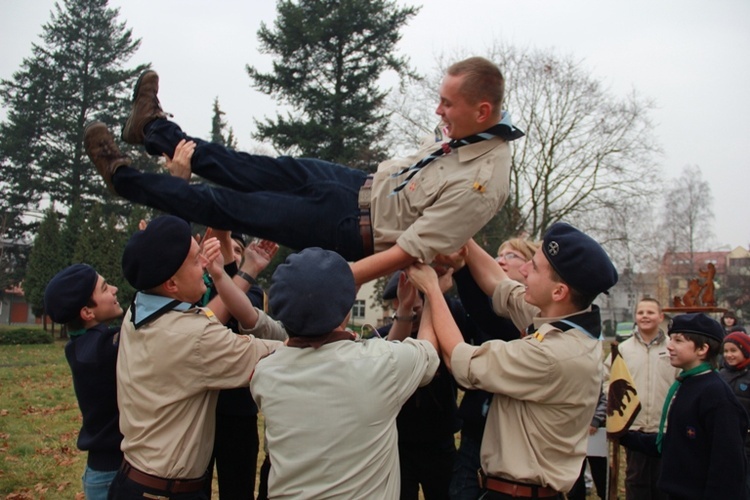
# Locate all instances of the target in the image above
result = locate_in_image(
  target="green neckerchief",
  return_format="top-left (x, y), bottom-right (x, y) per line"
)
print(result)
top-left (67, 328), bottom-right (86, 338)
top-left (656, 362), bottom-right (712, 452)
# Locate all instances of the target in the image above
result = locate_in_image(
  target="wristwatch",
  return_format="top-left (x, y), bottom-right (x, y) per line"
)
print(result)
top-left (392, 313), bottom-right (418, 322)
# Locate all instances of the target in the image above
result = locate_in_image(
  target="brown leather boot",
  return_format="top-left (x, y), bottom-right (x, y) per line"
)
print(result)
top-left (84, 122), bottom-right (131, 194)
top-left (121, 70), bottom-right (167, 145)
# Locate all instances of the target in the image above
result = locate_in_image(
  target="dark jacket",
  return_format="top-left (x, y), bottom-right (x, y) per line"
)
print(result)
top-left (65, 323), bottom-right (123, 470)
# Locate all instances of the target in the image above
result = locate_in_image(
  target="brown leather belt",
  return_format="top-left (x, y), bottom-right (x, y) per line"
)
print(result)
top-left (358, 175), bottom-right (375, 257)
top-left (478, 470), bottom-right (558, 498)
top-left (120, 461), bottom-right (206, 494)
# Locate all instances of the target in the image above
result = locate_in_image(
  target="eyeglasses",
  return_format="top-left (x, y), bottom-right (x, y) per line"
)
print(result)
top-left (496, 252), bottom-right (523, 262)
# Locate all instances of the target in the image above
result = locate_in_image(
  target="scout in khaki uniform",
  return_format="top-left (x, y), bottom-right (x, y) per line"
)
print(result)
top-left (84, 57), bottom-right (524, 285)
top-left (108, 215), bottom-right (283, 499)
top-left (247, 248), bottom-right (440, 499)
top-left (407, 222), bottom-right (618, 499)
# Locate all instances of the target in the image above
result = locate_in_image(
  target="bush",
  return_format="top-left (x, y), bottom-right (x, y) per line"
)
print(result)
top-left (0, 328), bottom-right (53, 345)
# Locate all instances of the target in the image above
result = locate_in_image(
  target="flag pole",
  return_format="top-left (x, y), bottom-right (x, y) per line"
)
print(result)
top-left (608, 436), bottom-right (620, 500)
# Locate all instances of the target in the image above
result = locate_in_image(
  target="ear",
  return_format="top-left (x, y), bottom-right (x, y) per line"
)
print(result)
top-left (476, 102), bottom-right (493, 124)
top-left (162, 278), bottom-right (179, 294)
top-left (551, 282), bottom-right (569, 303)
top-left (695, 342), bottom-right (710, 360)
top-left (79, 305), bottom-right (96, 322)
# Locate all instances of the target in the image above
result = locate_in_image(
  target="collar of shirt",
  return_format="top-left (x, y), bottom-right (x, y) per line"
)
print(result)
top-left (134, 292), bottom-right (192, 324)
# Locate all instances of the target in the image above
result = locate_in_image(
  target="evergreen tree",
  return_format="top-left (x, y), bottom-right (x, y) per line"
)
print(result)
top-left (0, 0), bottom-right (148, 243)
top-left (23, 208), bottom-right (65, 320)
top-left (247, 0), bottom-right (419, 170)
top-left (211, 97), bottom-right (238, 149)
top-left (59, 200), bottom-right (86, 266)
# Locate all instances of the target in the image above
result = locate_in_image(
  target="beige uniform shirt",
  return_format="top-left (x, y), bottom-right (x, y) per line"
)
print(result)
top-left (450, 280), bottom-right (603, 492)
top-left (370, 136), bottom-right (511, 263)
top-left (603, 330), bottom-right (679, 433)
top-left (117, 303), bottom-right (282, 478)
top-left (251, 336), bottom-right (439, 499)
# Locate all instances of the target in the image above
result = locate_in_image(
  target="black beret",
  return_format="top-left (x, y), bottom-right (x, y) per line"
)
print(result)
top-left (44, 264), bottom-right (98, 324)
top-left (382, 271), bottom-right (402, 301)
top-left (269, 248), bottom-right (355, 336)
top-left (231, 232), bottom-right (247, 247)
top-left (542, 222), bottom-right (618, 296)
top-left (669, 313), bottom-right (724, 343)
top-left (122, 215), bottom-right (192, 290)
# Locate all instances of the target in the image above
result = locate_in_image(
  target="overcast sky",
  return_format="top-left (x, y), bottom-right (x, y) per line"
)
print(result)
top-left (1, 0), bottom-right (749, 250)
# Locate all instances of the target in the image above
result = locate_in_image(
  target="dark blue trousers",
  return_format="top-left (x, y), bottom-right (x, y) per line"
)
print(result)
top-left (112, 119), bottom-right (368, 261)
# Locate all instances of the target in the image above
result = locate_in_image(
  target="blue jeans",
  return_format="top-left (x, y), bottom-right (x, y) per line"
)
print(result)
top-left (113, 119), bottom-right (368, 261)
top-left (82, 465), bottom-right (117, 500)
top-left (449, 433), bottom-right (482, 500)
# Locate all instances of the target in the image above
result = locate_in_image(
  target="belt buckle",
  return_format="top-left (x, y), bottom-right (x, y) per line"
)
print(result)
top-left (477, 468), bottom-right (485, 489)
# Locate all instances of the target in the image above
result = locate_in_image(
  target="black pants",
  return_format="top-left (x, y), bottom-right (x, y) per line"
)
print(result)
top-left (625, 447), bottom-right (667, 500)
top-left (398, 437), bottom-right (456, 500)
top-left (204, 414), bottom-right (259, 499)
top-left (568, 456), bottom-right (607, 500)
top-left (478, 491), bottom-right (563, 500)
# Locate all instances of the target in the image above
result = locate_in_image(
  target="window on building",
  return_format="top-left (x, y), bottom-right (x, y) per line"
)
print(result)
top-left (352, 299), bottom-right (366, 319)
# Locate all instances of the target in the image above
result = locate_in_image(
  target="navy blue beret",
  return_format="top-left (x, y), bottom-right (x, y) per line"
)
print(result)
top-left (542, 222), bottom-right (618, 296)
top-left (122, 215), bottom-right (192, 290)
top-left (269, 248), bottom-right (355, 337)
top-left (669, 313), bottom-right (724, 343)
top-left (382, 271), bottom-right (402, 301)
top-left (44, 264), bottom-right (98, 324)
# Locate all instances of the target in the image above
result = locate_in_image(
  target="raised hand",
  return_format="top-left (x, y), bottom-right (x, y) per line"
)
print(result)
top-left (162, 139), bottom-right (196, 180)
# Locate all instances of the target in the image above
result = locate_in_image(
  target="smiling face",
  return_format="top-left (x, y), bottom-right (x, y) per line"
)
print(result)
top-left (497, 243), bottom-right (528, 282)
top-left (635, 300), bottom-right (664, 336)
top-left (87, 274), bottom-right (123, 323)
top-left (667, 333), bottom-right (707, 370)
top-left (169, 239), bottom-right (208, 304)
top-left (723, 342), bottom-right (747, 368)
top-left (435, 73), bottom-right (487, 140)
top-left (519, 248), bottom-right (560, 311)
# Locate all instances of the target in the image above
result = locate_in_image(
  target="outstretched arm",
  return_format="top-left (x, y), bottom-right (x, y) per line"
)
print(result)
top-left (406, 263), bottom-right (464, 371)
top-left (203, 237), bottom-right (260, 329)
top-left (350, 244), bottom-right (416, 286)
top-left (464, 239), bottom-right (508, 296)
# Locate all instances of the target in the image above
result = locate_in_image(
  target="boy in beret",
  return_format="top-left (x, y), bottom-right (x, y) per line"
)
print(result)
top-left (407, 222), bottom-right (618, 498)
top-left (109, 215), bottom-right (284, 499)
top-left (621, 313), bottom-right (748, 499)
top-left (44, 264), bottom-right (124, 500)
top-left (248, 248), bottom-right (440, 499)
top-left (84, 57), bottom-right (525, 286)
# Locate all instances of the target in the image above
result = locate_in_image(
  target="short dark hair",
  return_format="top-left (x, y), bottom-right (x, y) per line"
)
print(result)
top-left (447, 57), bottom-right (504, 114)
top-left (682, 332), bottom-right (722, 369)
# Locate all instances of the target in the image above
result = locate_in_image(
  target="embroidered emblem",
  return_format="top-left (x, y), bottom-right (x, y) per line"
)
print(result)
top-left (686, 426), bottom-right (696, 439)
top-left (547, 241), bottom-right (560, 256)
top-left (408, 182), bottom-right (416, 192)
top-left (472, 182), bottom-right (486, 193)
top-left (741, 383), bottom-right (748, 392)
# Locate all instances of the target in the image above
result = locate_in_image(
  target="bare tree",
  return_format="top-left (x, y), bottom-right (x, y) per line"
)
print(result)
top-left (386, 43), bottom-right (662, 247)
top-left (660, 164), bottom-right (714, 260)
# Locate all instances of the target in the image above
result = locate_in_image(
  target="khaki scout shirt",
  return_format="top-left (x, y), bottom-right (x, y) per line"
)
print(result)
top-left (451, 279), bottom-right (603, 492)
top-left (370, 136), bottom-right (511, 263)
top-left (251, 336), bottom-right (439, 499)
top-left (117, 301), bottom-right (282, 479)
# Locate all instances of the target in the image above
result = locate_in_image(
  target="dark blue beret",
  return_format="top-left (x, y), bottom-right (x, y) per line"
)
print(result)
top-left (382, 271), bottom-right (402, 301)
top-left (542, 222), bottom-right (618, 296)
top-left (269, 248), bottom-right (355, 337)
top-left (44, 264), bottom-right (98, 324)
top-left (669, 313), bottom-right (724, 343)
top-left (122, 215), bottom-right (192, 290)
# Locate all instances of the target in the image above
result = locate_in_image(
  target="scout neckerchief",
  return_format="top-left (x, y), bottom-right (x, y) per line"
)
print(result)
top-left (656, 362), bottom-right (712, 452)
top-left (525, 305), bottom-right (603, 340)
top-left (129, 292), bottom-right (190, 329)
top-left (286, 329), bottom-right (357, 349)
top-left (389, 112), bottom-right (525, 195)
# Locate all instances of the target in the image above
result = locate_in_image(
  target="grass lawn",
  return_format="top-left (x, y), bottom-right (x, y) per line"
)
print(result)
top-left (0, 340), bottom-right (621, 499)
